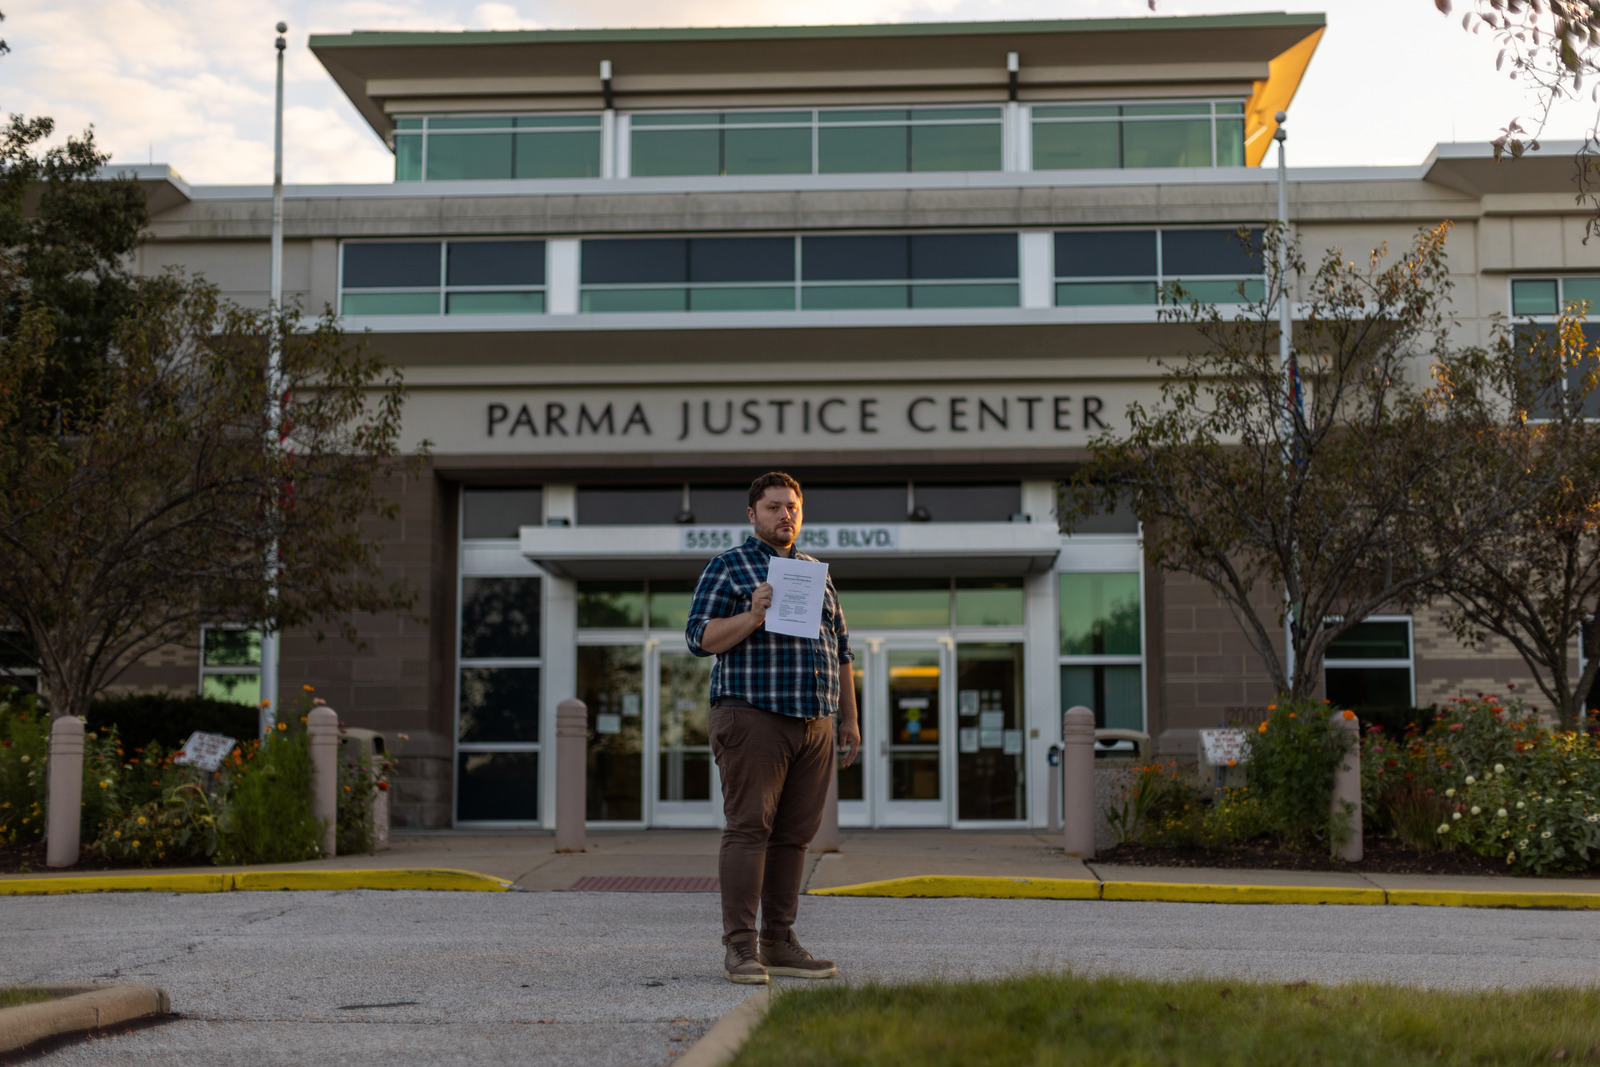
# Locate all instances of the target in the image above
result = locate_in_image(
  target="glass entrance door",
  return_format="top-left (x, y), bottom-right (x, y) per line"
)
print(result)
top-left (877, 643), bottom-right (952, 826)
top-left (955, 642), bottom-right (1026, 824)
top-left (651, 646), bottom-right (721, 827)
top-left (577, 644), bottom-right (645, 824)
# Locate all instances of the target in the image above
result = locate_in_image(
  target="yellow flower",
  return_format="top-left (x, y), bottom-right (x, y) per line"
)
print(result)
top-left (277, 723), bottom-right (287, 732)
top-left (113, 831), bottom-right (121, 839)
top-left (137, 816), bottom-right (147, 825)
top-left (131, 840), bottom-right (140, 848)
top-left (303, 684), bottom-right (315, 692)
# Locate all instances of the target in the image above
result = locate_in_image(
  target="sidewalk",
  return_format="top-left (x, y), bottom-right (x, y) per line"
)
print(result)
top-left (6, 828), bottom-right (1600, 906)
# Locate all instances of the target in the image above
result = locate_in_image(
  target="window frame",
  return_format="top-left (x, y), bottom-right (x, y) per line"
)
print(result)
top-left (340, 239), bottom-right (549, 318)
top-left (197, 624), bottom-right (263, 707)
top-left (1322, 614), bottom-right (1415, 711)
top-left (1054, 226), bottom-right (1266, 309)
top-left (1028, 98), bottom-right (1247, 171)
top-left (393, 112), bottom-right (605, 182)
top-left (1055, 565), bottom-right (1146, 734)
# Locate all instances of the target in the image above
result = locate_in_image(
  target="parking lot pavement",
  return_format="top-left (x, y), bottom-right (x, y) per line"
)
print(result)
top-left (5, 890), bottom-right (1600, 1065)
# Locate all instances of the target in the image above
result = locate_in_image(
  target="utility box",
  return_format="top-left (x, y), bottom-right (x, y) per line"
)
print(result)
top-left (339, 727), bottom-right (390, 851)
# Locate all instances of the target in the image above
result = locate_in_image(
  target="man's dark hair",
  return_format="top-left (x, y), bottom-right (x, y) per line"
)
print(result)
top-left (748, 471), bottom-right (803, 510)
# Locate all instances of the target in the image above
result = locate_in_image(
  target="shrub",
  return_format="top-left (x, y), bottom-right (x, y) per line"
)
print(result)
top-left (86, 691), bottom-right (258, 750)
top-left (214, 727), bottom-right (324, 865)
top-left (336, 742), bottom-right (379, 856)
top-left (1245, 699), bottom-right (1355, 853)
top-left (93, 776), bottom-right (217, 865)
top-left (0, 689), bottom-right (46, 844)
top-left (1106, 761), bottom-right (1268, 851)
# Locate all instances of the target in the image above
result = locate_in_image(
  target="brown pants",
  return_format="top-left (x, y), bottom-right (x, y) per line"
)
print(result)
top-left (709, 703), bottom-right (834, 944)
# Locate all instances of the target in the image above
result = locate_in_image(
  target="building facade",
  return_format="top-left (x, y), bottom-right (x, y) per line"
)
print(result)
top-left (108, 13), bottom-right (1597, 830)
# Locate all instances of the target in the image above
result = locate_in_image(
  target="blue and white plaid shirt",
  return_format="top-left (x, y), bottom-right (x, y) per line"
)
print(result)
top-left (685, 534), bottom-right (852, 719)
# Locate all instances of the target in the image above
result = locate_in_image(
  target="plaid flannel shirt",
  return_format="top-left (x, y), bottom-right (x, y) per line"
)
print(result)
top-left (685, 534), bottom-right (852, 719)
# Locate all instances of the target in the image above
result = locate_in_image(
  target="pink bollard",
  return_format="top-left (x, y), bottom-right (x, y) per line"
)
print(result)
top-left (46, 716), bottom-right (85, 868)
top-left (1331, 711), bottom-right (1363, 862)
top-left (1062, 706), bottom-right (1096, 859)
top-left (555, 698), bottom-right (587, 853)
top-left (307, 707), bottom-right (339, 858)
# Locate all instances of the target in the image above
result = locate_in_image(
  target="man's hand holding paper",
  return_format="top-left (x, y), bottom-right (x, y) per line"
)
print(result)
top-left (763, 555), bottom-right (829, 639)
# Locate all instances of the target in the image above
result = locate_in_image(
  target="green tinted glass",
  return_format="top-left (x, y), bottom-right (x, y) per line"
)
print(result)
top-left (515, 130), bottom-right (600, 178)
top-left (1215, 118), bottom-right (1245, 167)
top-left (446, 291), bottom-right (544, 314)
top-left (802, 284), bottom-right (909, 310)
top-left (204, 628), bottom-right (261, 667)
top-left (954, 584), bottom-right (1024, 626)
top-left (1564, 278), bottom-right (1600, 311)
top-left (630, 112), bottom-right (713, 127)
top-left (912, 107), bottom-right (1003, 122)
top-left (394, 134), bottom-right (422, 181)
top-left (429, 115), bottom-right (514, 129)
top-left (818, 126), bottom-right (907, 173)
top-left (516, 114), bottom-right (602, 128)
top-left (1326, 621), bottom-right (1410, 660)
top-left (910, 283), bottom-right (1018, 308)
top-left (631, 129), bottom-right (720, 176)
top-left (580, 288), bottom-right (688, 313)
top-left (1123, 102), bottom-right (1211, 117)
top-left (1216, 101), bottom-right (1246, 115)
top-left (688, 287), bottom-right (795, 311)
top-left (1325, 666), bottom-right (1412, 713)
top-left (341, 291), bottom-right (440, 315)
top-left (911, 123), bottom-right (1002, 172)
top-left (838, 589), bottom-right (950, 628)
top-left (1057, 281), bottom-right (1158, 306)
top-left (723, 111), bottom-right (810, 125)
top-left (577, 582), bottom-right (645, 628)
top-left (1511, 279), bottom-right (1559, 316)
top-left (1059, 572), bottom-right (1140, 656)
top-left (395, 117), bottom-right (424, 130)
top-left (819, 109), bottom-right (908, 123)
top-left (1169, 278), bottom-right (1264, 304)
top-left (1032, 104), bottom-right (1120, 119)
top-left (1060, 664), bottom-right (1142, 730)
top-left (1032, 121), bottom-right (1120, 170)
top-left (723, 126), bottom-right (812, 174)
top-left (425, 133), bottom-right (514, 179)
top-left (648, 585), bottom-right (697, 629)
top-left (203, 673), bottom-right (261, 707)
top-left (1122, 119), bottom-right (1212, 167)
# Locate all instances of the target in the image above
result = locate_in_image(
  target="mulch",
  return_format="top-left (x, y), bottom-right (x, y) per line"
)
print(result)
top-left (0, 841), bottom-right (201, 876)
top-left (1098, 835), bottom-right (1600, 879)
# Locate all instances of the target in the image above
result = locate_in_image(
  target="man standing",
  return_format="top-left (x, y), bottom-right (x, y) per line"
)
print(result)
top-left (686, 471), bottom-right (861, 985)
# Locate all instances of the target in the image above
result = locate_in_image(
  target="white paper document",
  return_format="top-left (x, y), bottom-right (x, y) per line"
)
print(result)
top-left (764, 555), bottom-right (830, 639)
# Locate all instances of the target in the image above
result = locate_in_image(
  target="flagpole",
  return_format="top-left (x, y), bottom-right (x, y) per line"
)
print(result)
top-left (260, 20), bottom-right (287, 738)
top-left (1275, 110), bottom-right (1296, 688)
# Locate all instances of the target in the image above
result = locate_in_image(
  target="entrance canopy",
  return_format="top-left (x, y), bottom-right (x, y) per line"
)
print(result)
top-left (520, 522), bottom-right (1061, 580)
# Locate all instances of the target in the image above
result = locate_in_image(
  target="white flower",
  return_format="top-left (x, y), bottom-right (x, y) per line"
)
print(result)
top-left (1471, 806), bottom-right (1482, 815)
top-left (1517, 801), bottom-right (1526, 809)
top-left (1484, 773), bottom-right (1494, 782)
top-left (1547, 797), bottom-right (1555, 805)
top-left (1438, 824), bottom-right (1451, 834)
top-left (1465, 776), bottom-right (1477, 785)
top-left (1542, 831), bottom-right (1553, 839)
top-left (1446, 788), bottom-right (1457, 798)
top-left (1498, 809), bottom-right (1509, 818)
top-left (1452, 811), bottom-right (1463, 821)
top-left (1520, 839), bottom-right (1530, 848)
top-left (18, 756), bottom-right (28, 764)
top-left (1494, 763), bottom-right (1506, 775)
top-left (1588, 815), bottom-right (1598, 824)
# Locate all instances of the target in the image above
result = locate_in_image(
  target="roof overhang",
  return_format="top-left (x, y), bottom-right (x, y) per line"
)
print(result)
top-left (1422, 140), bottom-right (1593, 197)
top-left (310, 13), bottom-right (1326, 153)
top-left (520, 522), bottom-right (1061, 580)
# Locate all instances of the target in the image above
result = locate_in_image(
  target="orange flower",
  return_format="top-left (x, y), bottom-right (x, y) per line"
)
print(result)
top-left (1258, 722), bottom-right (1268, 734)
top-left (1342, 710), bottom-right (1356, 721)
top-left (303, 684), bottom-right (315, 692)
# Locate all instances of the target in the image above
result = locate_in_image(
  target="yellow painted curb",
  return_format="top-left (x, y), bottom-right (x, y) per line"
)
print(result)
top-left (810, 875), bottom-right (1102, 900)
top-left (233, 868), bottom-right (511, 893)
top-left (1385, 888), bottom-right (1600, 910)
top-left (0, 873), bottom-right (229, 896)
top-left (1100, 881), bottom-right (1386, 906)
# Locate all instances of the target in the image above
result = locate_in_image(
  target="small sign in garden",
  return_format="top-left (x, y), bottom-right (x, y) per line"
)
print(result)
top-left (174, 731), bottom-right (236, 773)
top-left (1199, 729), bottom-right (1247, 766)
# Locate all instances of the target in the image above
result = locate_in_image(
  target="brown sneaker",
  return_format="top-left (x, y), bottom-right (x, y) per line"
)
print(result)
top-left (759, 931), bottom-right (837, 979)
top-left (723, 933), bottom-right (769, 985)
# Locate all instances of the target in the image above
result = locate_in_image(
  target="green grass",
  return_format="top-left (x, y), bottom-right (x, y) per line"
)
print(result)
top-left (731, 973), bottom-right (1600, 1067)
top-left (0, 987), bottom-right (59, 1009)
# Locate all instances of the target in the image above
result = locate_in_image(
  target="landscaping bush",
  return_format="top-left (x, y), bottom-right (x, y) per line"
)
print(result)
top-left (1105, 761), bottom-right (1269, 851)
top-left (0, 689), bottom-right (46, 844)
top-left (336, 742), bottom-right (379, 856)
top-left (1244, 699), bottom-right (1355, 853)
top-left (86, 691), bottom-right (258, 750)
top-left (93, 775), bottom-right (217, 865)
top-left (214, 726), bottom-right (324, 865)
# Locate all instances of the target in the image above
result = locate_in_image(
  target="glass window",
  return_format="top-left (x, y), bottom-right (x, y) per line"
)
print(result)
top-left (910, 234), bottom-right (1016, 279)
top-left (395, 134), bottom-right (423, 181)
top-left (803, 236), bottom-right (908, 281)
top-left (1056, 228), bottom-right (1264, 308)
top-left (343, 241), bottom-right (545, 317)
top-left (576, 486), bottom-right (684, 525)
top-left (1059, 573), bottom-right (1140, 656)
top-left (1162, 229), bottom-right (1263, 276)
top-left (578, 645), bottom-right (644, 821)
top-left (632, 127), bottom-right (721, 176)
top-left (343, 243), bottom-right (439, 289)
top-left (199, 627), bottom-right (262, 707)
top-left (1056, 231), bottom-right (1157, 278)
top-left (689, 486), bottom-right (750, 523)
top-left (819, 124), bottom-right (907, 174)
top-left (957, 643), bottom-right (1025, 820)
top-left (427, 133), bottom-right (514, 180)
top-left (913, 484), bottom-right (1021, 522)
top-left (515, 131), bottom-right (600, 178)
top-left (1060, 664), bottom-right (1143, 730)
top-left (954, 579), bottom-right (1024, 627)
top-left (460, 576), bottom-right (541, 659)
top-left (1564, 278), bottom-right (1600, 310)
top-left (1122, 118), bottom-right (1212, 168)
top-left (1216, 116), bottom-right (1246, 167)
top-left (462, 488), bottom-right (543, 540)
top-left (458, 666), bottom-right (541, 742)
top-left (1324, 619), bottom-right (1413, 714)
top-left (1513, 278), bottom-right (1563, 316)
top-left (837, 582), bottom-right (951, 629)
top-left (456, 752), bottom-right (539, 821)
top-left (448, 241), bottom-right (545, 286)
top-left (800, 484), bottom-right (907, 523)
top-left (689, 237), bottom-right (794, 283)
top-left (582, 239), bottom-right (688, 284)
top-left (911, 122), bottom-right (1001, 172)
top-left (577, 581), bottom-right (646, 629)
top-left (724, 126), bottom-right (812, 175)
top-left (1031, 99), bottom-right (1242, 171)
top-left (647, 582), bottom-right (698, 630)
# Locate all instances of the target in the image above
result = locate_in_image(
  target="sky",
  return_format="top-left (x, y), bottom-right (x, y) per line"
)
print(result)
top-left (4, 0), bottom-right (1599, 186)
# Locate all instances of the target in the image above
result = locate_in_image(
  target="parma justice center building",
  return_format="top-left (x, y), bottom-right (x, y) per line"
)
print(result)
top-left (109, 12), bottom-right (1588, 830)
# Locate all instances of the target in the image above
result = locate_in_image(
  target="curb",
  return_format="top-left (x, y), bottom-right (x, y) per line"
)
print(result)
top-left (0, 984), bottom-right (171, 1055)
top-left (0, 868), bottom-right (511, 896)
top-left (809, 875), bottom-right (1600, 909)
top-left (675, 989), bottom-right (771, 1067)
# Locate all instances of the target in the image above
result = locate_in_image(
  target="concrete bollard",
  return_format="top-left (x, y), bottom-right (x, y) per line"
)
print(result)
top-left (46, 715), bottom-right (85, 868)
top-left (1331, 710), bottom-right (1363, 862)
top-left (307, 707), bottom-right (339, 858)
top-left (813, 747), bottom-right (841, 853)
top-left (555, 698), bottom-right (587, 853)
top-left (1062, 706), bottom-right (1096, 858)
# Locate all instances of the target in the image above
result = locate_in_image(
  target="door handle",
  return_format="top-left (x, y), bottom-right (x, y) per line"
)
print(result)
top-left (880, 740), bottom-right (891, 757)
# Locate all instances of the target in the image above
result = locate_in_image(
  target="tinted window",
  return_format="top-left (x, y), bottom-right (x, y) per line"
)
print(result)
top-left (690, 486), bottom-right (751, 523)
top-left (689, 237), bottom-right (794, 283)
top-left (460, 577), bottom-right (541, 659)
top-left (1326, 621), bottom-right (1409, 660)
top-left (462, 488), bottom-right (543, 539)
top-left (448, 241), bottom-right (545, 286)
top-left (914, 484), bottom-right (1021, 522)
top-left (803, 236), bottom-right (909, 281)
top-left (1161, 229), bottom-right (1262, 276)
top-left (582, 239), bottom-right (688, 284)
top-left (910, 234), bottom-right (1016, 279)
top-left (1056, 231), bottom-right (1157, 278)
top-left (801, 485), bottom-right (907, 523)
top-left (577, 486), bottom-right (683, 525)
top-left (344, 243), bottom-right (440, 288)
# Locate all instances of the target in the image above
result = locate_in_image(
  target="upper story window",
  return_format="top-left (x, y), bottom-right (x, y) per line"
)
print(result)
top-left (1032, 100), bottom-right (1245, 170)
top-left (341, 239), bottom-right (546, 316)
top-left (393, 114), bottom-right (602, 181)
top-left (1509, 277), bottom-right (1600, 417)
top-left (629, 107), bottom-right (1003, 177)
top-left (1055, 228), bottom-right (1263, 307)
top-left (578, 232), bottom-right (1018, 312)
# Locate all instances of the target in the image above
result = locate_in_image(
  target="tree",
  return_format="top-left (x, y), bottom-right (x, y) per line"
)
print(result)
top-left (1062, 224), bottom-right (1538, 700)
top-left (0, 269), bottom-right (422, 723)
top-left (1428, 308), bottom-right (1600, 730)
